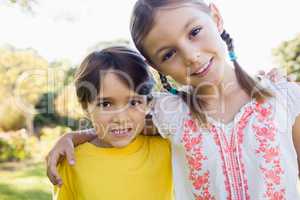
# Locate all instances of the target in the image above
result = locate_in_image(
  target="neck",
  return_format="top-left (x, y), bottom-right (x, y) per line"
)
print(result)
top-left (90, 137), bottom-right (113, 148)
top-left (219, 63), bottom-right (241, 96)
top-left (197, 63), bottom-right (243, 107)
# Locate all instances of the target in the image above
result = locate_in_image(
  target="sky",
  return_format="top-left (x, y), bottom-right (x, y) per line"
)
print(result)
top-left (0, 0), bottom-right (299, 74)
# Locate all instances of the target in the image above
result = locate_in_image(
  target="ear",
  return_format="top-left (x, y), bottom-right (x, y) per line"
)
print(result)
top-left (209, 3), bottom-right (224, 34)
top-left (147, 99), bottom-right (154, 114)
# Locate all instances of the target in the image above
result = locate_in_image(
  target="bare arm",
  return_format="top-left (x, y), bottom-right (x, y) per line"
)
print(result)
top-left (71, 129), bottom-right (97, 146)
top-left (292, 115), bottom-right (300, 178)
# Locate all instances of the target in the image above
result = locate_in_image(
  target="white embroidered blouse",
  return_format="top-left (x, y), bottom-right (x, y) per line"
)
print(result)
top-left (151, 79), bottom-right (300, 200)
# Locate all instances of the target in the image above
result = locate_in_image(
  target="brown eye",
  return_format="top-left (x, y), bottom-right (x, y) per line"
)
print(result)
top-left (162, 49), bottom-right (176, 62)
top-left (97, 101), bottom-right (111, 108)
top-left (190, 27), bottom-right (202, 38)
top-left (129, 99), bottom-right (142, 107)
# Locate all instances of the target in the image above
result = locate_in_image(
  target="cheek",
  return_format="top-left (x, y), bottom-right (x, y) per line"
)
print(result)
top-left (202, 26), bottom-right (226, 54)
top-left (161, 64), bottom-right (188, 85)
top-left (130, 111), bottom-right (146, 129)
top-left (90, 114), bottom-right (112, 132)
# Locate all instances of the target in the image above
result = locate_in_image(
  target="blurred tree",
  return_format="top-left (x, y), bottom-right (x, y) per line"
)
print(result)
top-left (6, 0), bottom-right (37, 12)
top-left (0, 0), bottom-right (38, 14)
top-left (54, 83), bottom-right (84, 120)
top-left (0, 46), bottom-right (48, 133)
top-left (273, 34), bottom-right (300, 81)
top-left (34, 91), bottom-right (81, 132)
top-left (33, 59), bottom-right (81, 130)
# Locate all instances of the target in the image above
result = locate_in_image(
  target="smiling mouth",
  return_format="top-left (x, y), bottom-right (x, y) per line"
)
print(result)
top-left (191, 57), bottom-right (214, 77)
top-left (110, 128), bottom-right (132, 137)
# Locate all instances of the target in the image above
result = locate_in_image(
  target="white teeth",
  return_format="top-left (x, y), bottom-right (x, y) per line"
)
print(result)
top-left (198, 64), bottom-right (208, 73)
top-left (193, 58), bottom-right (212, 75)
top-left (111, 128), bottom-right (131, 136)
top-left (195, 62), bottom-right (209, 74)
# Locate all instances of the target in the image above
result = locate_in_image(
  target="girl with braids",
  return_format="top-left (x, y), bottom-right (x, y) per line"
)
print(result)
top-left (46, 1), bottom-right (300, 200)
top-left (129, 0), bottom-right (300, 199)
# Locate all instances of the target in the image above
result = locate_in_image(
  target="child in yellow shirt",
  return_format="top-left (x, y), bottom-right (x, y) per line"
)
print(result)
top-left (53, 46), bottom-right (173, 200)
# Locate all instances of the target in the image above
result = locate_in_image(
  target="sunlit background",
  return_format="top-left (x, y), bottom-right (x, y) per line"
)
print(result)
top-left (1, 0), bottom-right (300, 73)
top-left (0, 1), bottom-right (299, 199)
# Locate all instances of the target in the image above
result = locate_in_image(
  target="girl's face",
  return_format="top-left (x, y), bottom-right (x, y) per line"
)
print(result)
top-left (86, 72), bottom-right (150, 148)
top-left (143, 4), bottom-right (228, 89)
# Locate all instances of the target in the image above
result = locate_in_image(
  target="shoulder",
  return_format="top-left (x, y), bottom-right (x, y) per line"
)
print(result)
top-left (152, 92), bottom-right (188, 113)
top-left (261, 79), bottom-right (300, 103)
top-left (151, 92), bottom-right (189, 122)
top-left (260, 78), bottom-right (300, 100)
top-left (147, 135), bottom-right (170, 146)
top-left (261, 78), bottom-right (300, 125)
top-left (73, 142), bottom-right (98, 157)
top-left (146, 136), bottom-right (171, 158)
top-left (151, 92), bottom-right (189, 138)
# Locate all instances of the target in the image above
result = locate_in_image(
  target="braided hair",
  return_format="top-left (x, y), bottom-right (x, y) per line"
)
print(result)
top-left (220, 30), bottom-right (273, 100)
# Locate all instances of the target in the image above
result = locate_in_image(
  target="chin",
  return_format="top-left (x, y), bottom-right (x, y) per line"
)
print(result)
top-left (111, 138), bottom-right (133, 148)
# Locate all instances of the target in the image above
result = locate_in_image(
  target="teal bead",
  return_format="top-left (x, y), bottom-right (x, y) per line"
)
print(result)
top-left (229, 51), bottom-right (237, 61)
top-left (170, 88), bottom-right (178, 95)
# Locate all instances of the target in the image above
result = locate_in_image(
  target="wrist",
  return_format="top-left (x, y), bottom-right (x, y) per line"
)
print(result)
top-left (63, 133), bottom-right (74, 142)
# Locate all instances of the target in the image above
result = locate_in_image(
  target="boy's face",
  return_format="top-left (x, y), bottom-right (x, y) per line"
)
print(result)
top-left (86, 72), bottom-right (150, 148)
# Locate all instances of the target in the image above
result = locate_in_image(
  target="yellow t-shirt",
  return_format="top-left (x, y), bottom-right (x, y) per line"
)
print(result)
top-left (53, 135), bottom-right (173, 200)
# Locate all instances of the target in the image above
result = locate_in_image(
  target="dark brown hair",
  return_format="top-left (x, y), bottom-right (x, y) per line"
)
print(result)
top-left (130, 0), bottom-right (272, 123)
top-left (75, 46), bottom-right (154, 110)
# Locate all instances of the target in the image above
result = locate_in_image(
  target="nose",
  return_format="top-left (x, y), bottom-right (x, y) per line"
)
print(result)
top-left (182, 47), bottom-right (201, 68)
top-left (112, 108), bottom-right (130, 124)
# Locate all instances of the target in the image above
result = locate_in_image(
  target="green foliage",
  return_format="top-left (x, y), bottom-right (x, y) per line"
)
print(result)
top-left (0, 47), bottom-right (49, 131)
top-left (31, 126), bottom-right (71, 160)
top-left (0, 130), bottom-right (31, 162)
top-left (5, 0), bottom-right (37, 14)
top-left (0, 46), bottom-right (77, 131)
top-left (0, 100), bottom-right (26, 131)
top-left (0, 126), bottom-right (71, 162)
top-left (273, 34), bottom-right (300, 81)
top-left (54, 84), bottom-right (85, 120)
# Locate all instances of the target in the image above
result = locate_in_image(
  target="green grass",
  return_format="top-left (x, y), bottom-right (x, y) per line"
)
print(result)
top-left (0, 161), bottom-right (52, 200)
top-left (1, 160), bottom-right (299, 200)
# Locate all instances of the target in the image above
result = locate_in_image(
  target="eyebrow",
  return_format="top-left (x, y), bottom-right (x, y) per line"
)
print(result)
top-left (97, 95), bottom-right (144, 101)
top-left (97, 97), bottom-right (112, 102)
top-left (154, 17), bottom-right (199, 58)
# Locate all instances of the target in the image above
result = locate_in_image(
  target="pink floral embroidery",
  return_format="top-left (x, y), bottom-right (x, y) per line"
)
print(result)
top-left (182, 119), bottom-right (216, 200)
top-left (181, 100), bottom-right (287, 200)
top-left (209, 125), bottom-right (232, 200)
top-left (252, 102), bottom-right (286, 200)
top-left (210, 105), bottom-right (254, 200)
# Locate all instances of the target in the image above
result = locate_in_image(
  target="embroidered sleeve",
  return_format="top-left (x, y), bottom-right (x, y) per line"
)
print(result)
top-left (151, 92), bottom-right (188, 139)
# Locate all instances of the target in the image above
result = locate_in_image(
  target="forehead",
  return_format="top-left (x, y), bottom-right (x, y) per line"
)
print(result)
top-left (143, 5), bottom-right (211, 54)
top-left (99, 72), bottom-right (139, 98)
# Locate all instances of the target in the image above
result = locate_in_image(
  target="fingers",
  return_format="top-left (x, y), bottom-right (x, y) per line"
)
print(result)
top-left (46, 152), bottom-right (63, 186)
top-left (266, 68), bottom-right (282, 82)
top-left (255, 70), bottom-right (266, 81)
top-left (258, 68), bottom-right (288, 83)
top-left (65, 144), bottom-right (75, 166)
